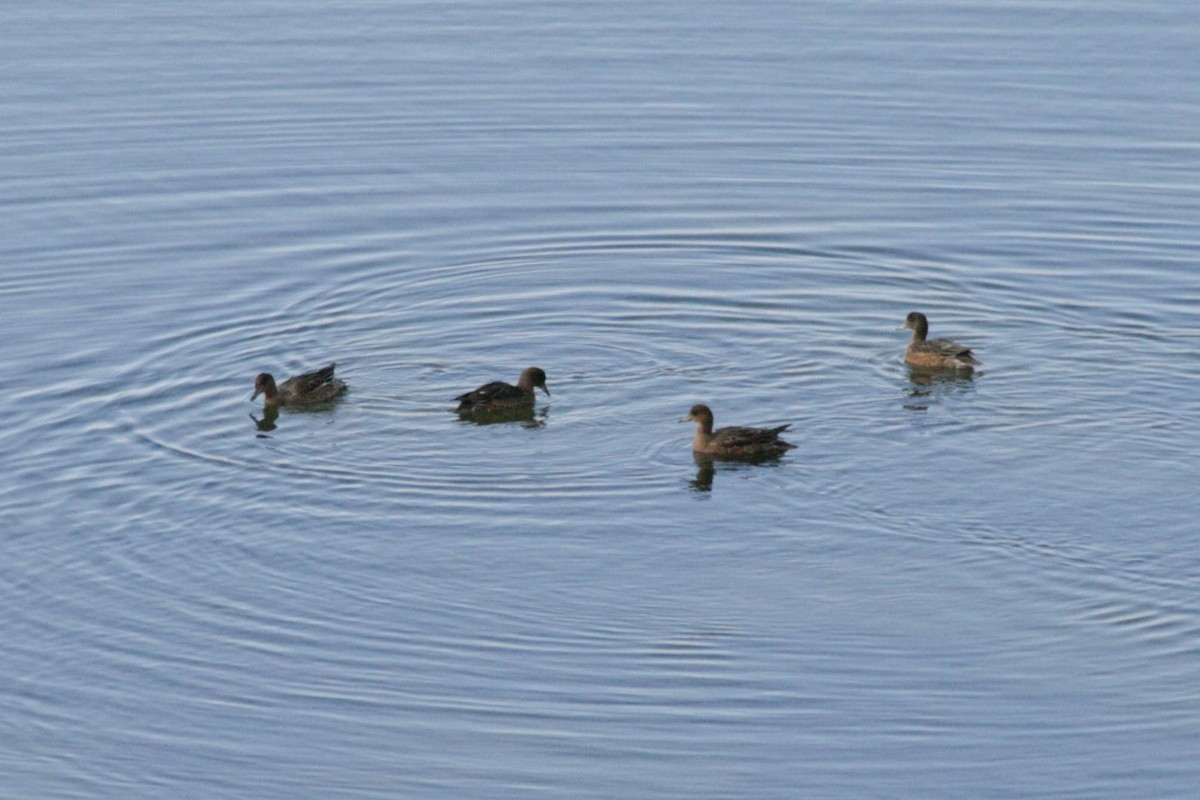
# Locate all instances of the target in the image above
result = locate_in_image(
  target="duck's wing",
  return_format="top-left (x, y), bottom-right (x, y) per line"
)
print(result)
top-left (284, 363), bottom-right (339, 394)
top-left (456, 380), bottom-right (522, 408)
top-left (711, 424), bottom-right (793, 449)
top-left (928, 338), bottom-right (979, 364)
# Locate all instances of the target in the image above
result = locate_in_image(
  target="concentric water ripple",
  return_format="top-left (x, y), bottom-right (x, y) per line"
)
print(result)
top-left (48, 231), bottom-right (924, 518)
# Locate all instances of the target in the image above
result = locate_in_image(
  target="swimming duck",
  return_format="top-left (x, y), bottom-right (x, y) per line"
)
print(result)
top-left (455, 366), bottom-right (550, 414)
top-left (901, 311), bottom-right (979, 369)
top-left (683, 404), bottom-right (794, 459)
top-left (252, 363), bottom-right (346, 406)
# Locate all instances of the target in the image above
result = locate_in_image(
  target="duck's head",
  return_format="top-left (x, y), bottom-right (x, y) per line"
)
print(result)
top-left (902, 311), bottom-right (929, 339)
top-left (519, 366), bottom-right (550, 396)
top-left (252, 373), bottom-right (277, 401)
top-left (682, 404), bottom-right (715, 430)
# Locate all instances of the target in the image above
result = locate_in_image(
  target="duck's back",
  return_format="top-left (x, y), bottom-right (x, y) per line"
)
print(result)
top-left (908, 338), bottom-right (979, 367)
top-left (456, 381), bottom-right (528, 411)
top-left (279, 364), bottom-right (345, 403)
top-left (707, 424), bottom-right (794, 457)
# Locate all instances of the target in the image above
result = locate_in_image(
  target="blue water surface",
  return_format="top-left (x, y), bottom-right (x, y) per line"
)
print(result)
top-left (2, 2), bottom-right (1198, 798)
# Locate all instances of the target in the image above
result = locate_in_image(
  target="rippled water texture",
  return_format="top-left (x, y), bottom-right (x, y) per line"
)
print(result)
top-left (2, 1), bottom-right (1199, 798)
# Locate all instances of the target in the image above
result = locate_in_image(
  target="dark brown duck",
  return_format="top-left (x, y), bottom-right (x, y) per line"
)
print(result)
top-left (455, 367), bottom-right (550, 414)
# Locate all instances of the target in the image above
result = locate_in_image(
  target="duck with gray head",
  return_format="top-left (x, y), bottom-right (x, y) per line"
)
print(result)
top-left (901, 311), bottom-right (979, 369)
top-left (252, 363), bottom-right (347, 407)
top-left (455, 366), bottom-right (550, 415)
top-left (682, 404), bottom-right (794, 460)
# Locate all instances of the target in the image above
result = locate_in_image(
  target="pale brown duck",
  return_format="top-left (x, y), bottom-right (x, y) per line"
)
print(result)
top-left (252, 364), bottom-right (346, 407)
top-left (683, 404), bottom-right (794, 460)
top-left (901, 311), bottom-right (980, 369)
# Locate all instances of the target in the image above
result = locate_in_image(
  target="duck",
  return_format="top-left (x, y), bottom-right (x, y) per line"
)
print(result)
top-left (455, 366), bottom-right (550, 414)
top-left (901, 311), bottom-right (979, 369)
top-left (252, 363), bottom-right (346, 406)
top-left (682, 404), bottom-right (794, 460)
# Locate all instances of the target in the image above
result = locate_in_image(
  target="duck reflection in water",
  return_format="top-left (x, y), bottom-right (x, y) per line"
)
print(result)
top-left (250, 398), bottom-right (348, 434)
top-left (903, 366), bottom-right (977, 412)
top-left (689, 454), bottom-right (717, 492)
top-left (455, 403), bottom-right (548, 428)
top-left (688, 452), bottom-right (792, 493)
top-left (250, 405), bottom-right (279, 434)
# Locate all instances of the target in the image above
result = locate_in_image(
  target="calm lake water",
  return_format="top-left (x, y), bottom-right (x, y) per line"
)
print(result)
top-left (2, 1), bottom-right (1199, 797)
